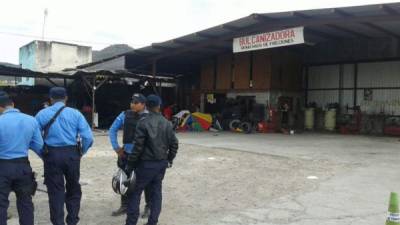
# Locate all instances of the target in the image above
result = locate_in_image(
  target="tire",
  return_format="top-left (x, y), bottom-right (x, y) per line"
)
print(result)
top-left (229, 119), bottom-right (241, 131)
top-left (171, 117), bottom-right (179, 130)
top-left (240, 122), bottom-right (252, 134)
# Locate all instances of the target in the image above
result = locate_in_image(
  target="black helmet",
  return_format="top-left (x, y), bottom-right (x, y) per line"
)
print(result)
top-left (112, 169), bottom-right (136, 196)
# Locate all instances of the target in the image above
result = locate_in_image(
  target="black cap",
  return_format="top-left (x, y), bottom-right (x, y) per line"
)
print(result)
top-left (146, 95), bottom-right (162, 108)
top-left (0, 91), bottom-right (11, 106)
top-left (131, 93), bottom-right (146, 104)
top-left (49, 87), bottom-right (67, 99)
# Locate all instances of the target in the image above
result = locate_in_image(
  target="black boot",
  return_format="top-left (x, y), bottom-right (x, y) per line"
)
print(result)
top-left (141, 204), bottom-right (150, 218)
top-left (112, 196), bottom-right (128, 216)
top-left (111, 206), bottom-right (127, 216)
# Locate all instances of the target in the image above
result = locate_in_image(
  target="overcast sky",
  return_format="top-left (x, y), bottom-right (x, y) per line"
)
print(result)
top-left (0, 0), bottom-right (399, 64)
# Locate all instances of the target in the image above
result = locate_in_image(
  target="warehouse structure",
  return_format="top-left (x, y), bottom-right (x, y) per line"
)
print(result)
top-left (2, 3), bottom-right (400, 134)
top-left (77, 3), bottom-right (400, 134)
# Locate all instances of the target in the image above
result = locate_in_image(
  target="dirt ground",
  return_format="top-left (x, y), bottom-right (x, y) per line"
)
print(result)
top-left (7, 132), bottom-right (342, 225)
top-left (9, 131), bottom-right (398, 225)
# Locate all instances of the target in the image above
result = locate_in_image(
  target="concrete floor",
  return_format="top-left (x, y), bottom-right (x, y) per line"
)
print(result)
top-left (179, 132), bottom-right (400, 225)
top-left (6, 132), bottom-right (400, 225)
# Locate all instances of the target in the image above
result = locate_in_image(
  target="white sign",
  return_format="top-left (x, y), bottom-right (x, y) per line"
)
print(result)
top-left (233, 27), bottom-right (305, 53)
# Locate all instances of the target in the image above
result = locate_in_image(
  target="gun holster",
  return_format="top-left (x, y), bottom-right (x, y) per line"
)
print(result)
top-left (77, 141), bottom-right (83, 156)
top-left (31, 172), bottom-right (38, 196)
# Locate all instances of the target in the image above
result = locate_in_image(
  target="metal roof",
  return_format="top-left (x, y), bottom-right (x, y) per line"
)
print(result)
top-left (78, 3), bottom-right (400, 69)
top-left (0, 65), bottom-right (176, 82)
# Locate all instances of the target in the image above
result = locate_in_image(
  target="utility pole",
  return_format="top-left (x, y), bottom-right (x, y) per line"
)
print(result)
top-left (42, 8), bottom-right (48, 40)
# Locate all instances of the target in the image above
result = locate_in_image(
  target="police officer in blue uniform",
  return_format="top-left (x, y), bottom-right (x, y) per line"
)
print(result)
top-left (108, 93), bottom-right (151, 217)
top-left (125, 95), bottom-right (179, 225)
top-left (35, 87), bottom-right (93, 225)
top-left (0, 91), bottom-right (44, 225)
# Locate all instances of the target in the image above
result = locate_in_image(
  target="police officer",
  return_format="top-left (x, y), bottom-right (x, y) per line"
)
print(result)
top-left (0, 91), bottom-right (44, 225)
top-left (108, 93), bottom-right (151, 217)
top-left (35, 87), bottom-right (93, 225)
top-left (125, 95), bottom-right (179, 225)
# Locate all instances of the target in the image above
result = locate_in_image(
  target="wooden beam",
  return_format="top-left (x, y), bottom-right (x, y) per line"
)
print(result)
top-left (380, 4), bottom-right (399, 15)
top-left (81, 75), bottom-right (93, 89)
top-left (326, 24), bottom-right (370, 38)
top-left (45, 77), bottom-right (58, 87)
top-left (95, 77), bottom-right (109, 90)
top-left (80, 77), bottom-right (92, 98)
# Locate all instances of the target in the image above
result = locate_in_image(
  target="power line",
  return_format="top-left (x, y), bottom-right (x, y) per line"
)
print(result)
top-left (0, 31), bottom-right (120, 46)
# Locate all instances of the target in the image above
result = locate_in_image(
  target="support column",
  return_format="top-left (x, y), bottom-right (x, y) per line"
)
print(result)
top-left (92, 76), bottom-right (96, 129)
top-left (174, 78), bottom-right (179, 107)
top-left (339, 64), bottom-right (344, 111)
top-left (152, 60), bottom-right (159, 95)
top-left (304, 66), bottom-right (309, 106)
top-left (354, 63), bottom-right (358, 108)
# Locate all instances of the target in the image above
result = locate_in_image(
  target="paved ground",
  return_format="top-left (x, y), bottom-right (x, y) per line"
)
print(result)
top-left (179, 132), bottom-right (400, 225)
top-left (7, 131), bottom-right (400, 225)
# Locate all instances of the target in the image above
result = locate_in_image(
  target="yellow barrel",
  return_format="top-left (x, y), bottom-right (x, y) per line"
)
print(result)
top-left (305, 108), bottom-right (315, 130)
top-left (324, 109), bottom-right (336, 131)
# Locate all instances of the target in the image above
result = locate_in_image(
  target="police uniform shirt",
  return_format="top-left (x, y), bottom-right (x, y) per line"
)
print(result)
top-left (108, 110), bottom-right (148, 154)
top-left (35, 102), bottom-right (93, 154)
top-left (0, 108), bottom-right (44, 159)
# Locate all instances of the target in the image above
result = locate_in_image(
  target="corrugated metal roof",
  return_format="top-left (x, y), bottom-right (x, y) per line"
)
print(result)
top-left (78, 2), bottom-right (400, 69)
top-left (0, 65), bottom-right (177, 81)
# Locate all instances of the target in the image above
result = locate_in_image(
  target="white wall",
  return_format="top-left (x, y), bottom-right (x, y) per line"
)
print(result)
top-left (307, 60), bottom-right (400, 115)
top-left (308, 65), bottom-right (339, 89)
top-left (21, 41), bottom-right (92, 73)
top-left (47, 42), bottom-right (92, 72)
top-left (358, 61), bottom-right (400, 88)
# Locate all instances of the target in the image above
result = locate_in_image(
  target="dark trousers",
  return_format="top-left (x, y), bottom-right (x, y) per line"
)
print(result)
top-left (0, 159), bottom-right (34, 225)
top-left (44, 147), bottom-right (81, 225)
top-left (118, 155), bottom-right (151, 208)
top-left (126, 160), bottom-right (168, 225)
top-left (121, 187), bottom-right (152, 209)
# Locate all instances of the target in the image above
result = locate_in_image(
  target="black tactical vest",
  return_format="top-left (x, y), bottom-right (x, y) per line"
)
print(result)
top-left (122, 110), bottom-right (141, 144)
